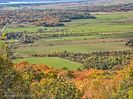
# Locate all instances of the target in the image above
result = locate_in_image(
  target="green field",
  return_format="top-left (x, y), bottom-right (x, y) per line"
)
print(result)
top-left (11, 11), bottom-right (133, 70)
top-left (14, 57), bottom-right (82, 70)
top-left (4, 12), bottom-right (133, 35)
top-left (16, 39), bottom-right (131, 55)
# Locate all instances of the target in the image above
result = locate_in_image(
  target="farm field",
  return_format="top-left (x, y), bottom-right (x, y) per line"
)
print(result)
top-left (9, 11), bottom-right (133, 70)
top-left (14, 57), bottom-right (82, 70)
top-left (4, 11), bottom-right (133, 34)
top-left (15, 38), bottom-right (132, 56)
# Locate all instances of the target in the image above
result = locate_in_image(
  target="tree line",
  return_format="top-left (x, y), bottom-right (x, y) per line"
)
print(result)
top-left (31, 50), bottom-right (133, 70)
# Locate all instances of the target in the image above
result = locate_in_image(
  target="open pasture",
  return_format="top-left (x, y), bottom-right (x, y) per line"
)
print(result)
top-left (15, 38), bottom-right (132, 57)
top-left (14, 57), bottom-right (82, 70)
top-left (4, 11), bottom-right (133, 35)
top-left (11, 11), bottom-right (133, 68)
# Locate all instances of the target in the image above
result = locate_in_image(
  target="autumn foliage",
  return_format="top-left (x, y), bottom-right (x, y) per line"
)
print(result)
top-left (12, 59), bottom-right (133, 99)
top-left (0, 45), bottom-right (133, 98)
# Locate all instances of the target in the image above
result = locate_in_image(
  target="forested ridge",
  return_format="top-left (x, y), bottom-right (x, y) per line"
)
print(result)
top-left (0, 45), bottom-right (133, 99)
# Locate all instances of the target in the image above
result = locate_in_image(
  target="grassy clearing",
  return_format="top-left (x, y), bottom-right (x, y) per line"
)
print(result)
top-left (14, 57), bottom-right (82, 70)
